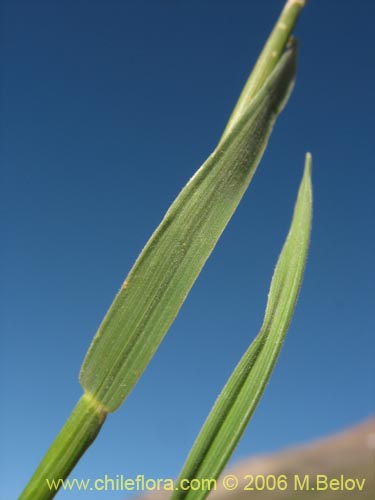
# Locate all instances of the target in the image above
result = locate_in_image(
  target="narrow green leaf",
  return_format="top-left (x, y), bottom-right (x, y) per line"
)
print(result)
top-left (171, 154), bottom-right (312, 500)
top-left (80, 45), bottom-right (297, 412)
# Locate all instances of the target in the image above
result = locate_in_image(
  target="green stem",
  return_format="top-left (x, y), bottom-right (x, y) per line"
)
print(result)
top-left (220, 0), bottom-right (306, 143)
top-left (19, 393), bottom-right (107, 500)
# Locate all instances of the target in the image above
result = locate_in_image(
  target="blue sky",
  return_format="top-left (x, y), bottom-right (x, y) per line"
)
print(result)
top-left (2, 0), bottom-right (374, 498)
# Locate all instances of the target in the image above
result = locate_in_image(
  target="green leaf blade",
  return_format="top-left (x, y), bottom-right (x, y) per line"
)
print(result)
top-left (171, 154), bottom-right (312, 500)
top-left (80, 46), bottom-right (297, 412)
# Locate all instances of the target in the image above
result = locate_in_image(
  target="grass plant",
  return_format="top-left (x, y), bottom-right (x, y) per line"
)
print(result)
top-left (19, 1), bottom-right (310, 498)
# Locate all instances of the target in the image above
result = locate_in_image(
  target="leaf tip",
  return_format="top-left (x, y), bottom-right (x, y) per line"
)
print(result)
top-left (304, 152), bottom-right (312, 175)
top-left (286, 0), bottom-right (306, 9)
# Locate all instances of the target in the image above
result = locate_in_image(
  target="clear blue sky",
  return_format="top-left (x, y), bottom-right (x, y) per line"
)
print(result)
top-left (2, 0), bottom-right (374, 498)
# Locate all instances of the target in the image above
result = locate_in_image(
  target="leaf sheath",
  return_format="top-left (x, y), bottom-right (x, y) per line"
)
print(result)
top-left (19, 395), bottom-right (107, 500)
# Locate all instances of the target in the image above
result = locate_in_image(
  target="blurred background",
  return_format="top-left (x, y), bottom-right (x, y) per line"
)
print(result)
top-left (1, 0), bottom-right (374, 498)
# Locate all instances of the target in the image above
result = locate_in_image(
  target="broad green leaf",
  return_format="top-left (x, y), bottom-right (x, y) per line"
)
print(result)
top-left (172, 154), bottom-right (312, 500)
top-left (80, 45), bottom-right (297, 412)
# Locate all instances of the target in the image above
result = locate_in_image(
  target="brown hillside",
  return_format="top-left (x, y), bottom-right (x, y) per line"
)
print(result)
top-left (137, 417), bottom-right (375, 500)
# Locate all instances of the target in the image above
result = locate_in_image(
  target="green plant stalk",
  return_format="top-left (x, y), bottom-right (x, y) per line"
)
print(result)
top-left (221, 0), bottom-right (305, 142)
top-left (19, 1), bottom-right (306, 498)
top-left (172, 155), bottom-right (312, 500)
top-left (19, 395), bottom-right (107, 500)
